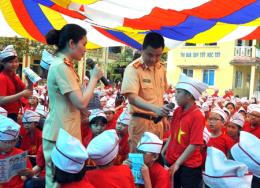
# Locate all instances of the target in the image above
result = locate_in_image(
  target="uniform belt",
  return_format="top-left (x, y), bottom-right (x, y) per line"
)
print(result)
top-left (132, 112), bottom-right (157, 121)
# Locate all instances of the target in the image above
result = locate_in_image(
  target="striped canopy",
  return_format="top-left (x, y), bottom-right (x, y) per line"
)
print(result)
top-left (1, 0), bottom-right (260, 49)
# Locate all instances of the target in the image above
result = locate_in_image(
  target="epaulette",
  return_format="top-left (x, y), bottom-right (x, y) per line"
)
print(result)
top-left (160, 61), bottom-right (165, 66)
top-left (63, 58), bottom-right (80, 82)
top-left (64, 58), bottom-right (73, 67)
top-left (133, 61), bottom-right (142, 69)
top-left (155, 61), bottom-right (165, 69)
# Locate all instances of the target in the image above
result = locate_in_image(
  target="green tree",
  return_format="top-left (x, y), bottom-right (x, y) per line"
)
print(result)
top-left (0, 37), bottom-right (55, 58)
top-left (107, 47), bottom-right (134, 82)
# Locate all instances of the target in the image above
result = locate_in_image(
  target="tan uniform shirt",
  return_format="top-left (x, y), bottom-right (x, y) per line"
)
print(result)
top-left (42, 53), bottom-right (81, 142)
top-left (121, 57), bottom-right (168, 116)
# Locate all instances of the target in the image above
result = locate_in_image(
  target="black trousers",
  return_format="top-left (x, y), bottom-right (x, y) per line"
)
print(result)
top-left (252, 176), bottom-right (260, 188)
top-left (8, 113), bottom-right (18, 122)
top-left (24, 177), bottom-right (45, 188)
top-left (173, 165), bottom-right (202, 188)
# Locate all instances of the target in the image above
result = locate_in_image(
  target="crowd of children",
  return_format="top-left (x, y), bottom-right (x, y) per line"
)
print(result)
top-left (0, 71), bottom-right (259, 187)
top-left (0, 35), bottom-right (260, 188)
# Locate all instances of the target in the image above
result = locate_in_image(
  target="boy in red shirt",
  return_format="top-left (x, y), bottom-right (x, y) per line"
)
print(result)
top-left (82, 109), bottom-right (108, 166)
top-left (226, 112), bottom-right (244, 143)
top-left (104, 105), bottom-right (117, 130)
top-left (115, 110), bottom-right (130, 165)
top-left (23, 144), bottom-right (46, 188)
top-left (163, 74), bottom-right (207, 188)
top-left (86, 130), bottom-right (135, 188)
top-left (243, 104), bottom-right (260, 138)
top-left (20, 110), bottom-right (42, 164)
top-left (82, 109), bottom-right (107, 147)
top-left (0, 115), bottom-right (33, 188)
top-left (225, 101), bottom-right (236, 116)
top-left (207, 108), bottom-right (235, 156)
top-left (0, 45), bottom-right (33, 122)
top-left (136, 132), bottom-right (170, 188)
top-left (23, 92), bottom-right (39, 112)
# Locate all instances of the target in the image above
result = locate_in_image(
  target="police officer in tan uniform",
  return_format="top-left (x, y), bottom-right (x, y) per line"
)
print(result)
top-left (43, 24), bottom-right (103, 188)
top-left (121, 32), bottom-right (170, 152)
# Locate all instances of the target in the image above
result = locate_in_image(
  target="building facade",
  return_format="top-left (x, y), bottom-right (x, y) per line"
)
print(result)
top-left (167, 40), bottom-right (260, 98)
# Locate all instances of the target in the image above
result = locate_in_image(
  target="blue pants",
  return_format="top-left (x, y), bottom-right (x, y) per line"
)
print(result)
top-left (24, 177), bottom-right (45, 188)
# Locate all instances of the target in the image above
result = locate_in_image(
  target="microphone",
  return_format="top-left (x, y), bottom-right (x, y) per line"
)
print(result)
top-left (86, 58), bottom-right (110, 86)
top-left (154, 103), bottom-right (175, 124)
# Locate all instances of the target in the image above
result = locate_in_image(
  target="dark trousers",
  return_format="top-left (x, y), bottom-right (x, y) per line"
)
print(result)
top-left (252, 176), bottom-right (260, 188)
top-left (24, 177), bottom-right (45, 188)
top-left (173, 165), bottom-right (202, 188)
top-left (8, 113), bottom-right (18, 122)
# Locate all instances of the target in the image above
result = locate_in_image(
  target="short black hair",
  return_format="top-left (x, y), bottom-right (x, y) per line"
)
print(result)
top-left (90, 116), bottom-right (107, 125)
top-left (1, 56), bottom-right (17, 72)
top-left (142, 32), bottom-right (165, 50)
top-left (1, 56), bottom-right (16, 63)
top-left (132, 51), bottom-right (141, 61)
top-left (53, 165), bottom-right (86, 184)
top-left (225, 102), bottom-right (235, 109)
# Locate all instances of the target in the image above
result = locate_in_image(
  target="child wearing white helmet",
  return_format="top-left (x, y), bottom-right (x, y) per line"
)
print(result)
top-left (135, 132), bottom-right (170, 188)
top-left (114, 110), bottom-right (131, 165)
top-left (0, 115), bottom-right (34, 187)
top-left (226, 112), bottom-right (245, 143)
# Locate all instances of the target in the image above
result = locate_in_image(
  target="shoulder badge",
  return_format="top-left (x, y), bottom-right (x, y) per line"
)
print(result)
top-left (63, 58), bottom-right (80, 82)
top-left (133, 61), bottom-right (142, 69)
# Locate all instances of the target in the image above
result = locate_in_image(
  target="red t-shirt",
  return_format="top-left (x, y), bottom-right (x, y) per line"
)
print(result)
top-left (36, 145), bottom-right (45, 168)
top-left (243, 121), bottom-right (260, 139)
top-left (0, 148), bottom-right (32, 188)
top-left (139, 163), bottom-right (170, 188)
top-left (205, 122), bottom-right (227, 136)
top-left (81, 123), bottom-right (90, 143)
top-left (82, 128), bottom-right (94, 147)
top-left (105, 118), bottom-right (117, 130)
top-left (165, 104), bottom-right (205, 168)
top-left (0, 70), bottom-right (26, 114)
top-left (211, 92), bottom-right (218, 97)
top-left (114, 134), bottom-right (129, 165)
top-left (149, 162), bottom-right (170, 188)
top-left (19, 127), bottom-right (42, 155)
top-left (113, 108), bottom-right (123, 120)
top-left (61, 178), bottom-right (94, 188)
top-left (36, 144), bottom-right (45, 177)
top-left (86, 165), bottom-right (135, 188)
top-left (163, 130), bottom-right (171, 141)
top-left (223, 92), bottom-right (232, 99)
top-left (207, 134), bottom-right (235, 156)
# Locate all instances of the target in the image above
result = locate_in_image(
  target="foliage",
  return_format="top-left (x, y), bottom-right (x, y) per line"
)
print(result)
top-left (161, 53), bottom-right (167, 62)
top-left (106, 47), bottom-right (168, 82)
top-left (0, 37), bottom-right (55, 57)
top-left (255, 43), bottom-right (260, 49)
top-left (107, 47), bottom-right (134, 82)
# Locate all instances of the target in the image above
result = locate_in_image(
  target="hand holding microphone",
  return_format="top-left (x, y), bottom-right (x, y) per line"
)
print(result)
top-left (86, 58), bottom-right (110, 86)
top-left (154, 103), bottom-right (175, 124)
